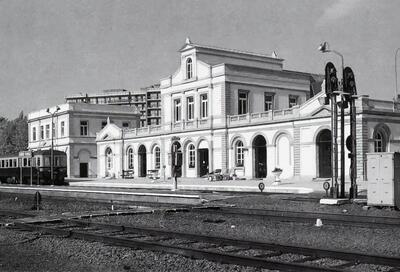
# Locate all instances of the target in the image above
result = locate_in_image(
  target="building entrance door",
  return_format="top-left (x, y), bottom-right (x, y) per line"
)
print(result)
top-left (198, 149), bottom-right (209, 177)
top-left (317, 129), bottom-right (332, 178)
top-left (253, 135), bottom-right (267, 178)
top-left (79, 163), bottom-right (88, 178)
top-left (138, 145), bottom-right (147, 177)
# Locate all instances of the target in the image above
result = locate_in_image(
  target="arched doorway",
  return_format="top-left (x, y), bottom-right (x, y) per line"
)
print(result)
top-left (197, 140), bottom-right (209, 177)
top-left (316, 129), bottom-right (332, 178)
top-left (253, 135), bottom-right (267, 178)
top-left (138, 145), bottom-right (147, 177)
top-left (171, 141), bottom-right (182, 177)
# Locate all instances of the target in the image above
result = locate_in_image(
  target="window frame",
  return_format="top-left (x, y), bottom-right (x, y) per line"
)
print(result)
top-left (80, 120), bottom-right (89, 136)
top-left (173, 99), bottom-right (182, 123)
top-left (235, 140), bottom-right (245, 167)
top-left (45, 124), bottom-right (50, 139)
top-left (188, 144), bottom-right (195, 168)
top-left (186, 58), bottom-right (193, 79)
top-left (154, 146), bottom-right (161, 170)
top-left (60, 121), bottom-right (65, 137)
top-left (127, 148), bottom-right (134, 169)
top-left (32, 127), bottom-right (36, 141)
top-left (374, 131), bottom-right (386, 152)
top-left (40, 126), bottom-right (44, 140)
top-left (200, 94), bottom-right (208, 119)
top-left (187, 96), bottom-right (195, 121)
top-left (122, 122), bottom-right (129, 128)
top-left (106, 148), bottom-right (113, 170)
top-left (289, 95), bottom-right (299, 108)
top-left (264, 92), bottom-right (275, 111)
top-left (238, 90), bottom-right (249, 115)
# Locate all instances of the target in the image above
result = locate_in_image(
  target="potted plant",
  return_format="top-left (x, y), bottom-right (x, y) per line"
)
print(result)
top-left (271, 167), bottom-right (283, 184)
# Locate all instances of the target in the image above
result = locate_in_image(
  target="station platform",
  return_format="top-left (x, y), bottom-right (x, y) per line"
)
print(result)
top-left (68, 176), bottom-right (367, 195)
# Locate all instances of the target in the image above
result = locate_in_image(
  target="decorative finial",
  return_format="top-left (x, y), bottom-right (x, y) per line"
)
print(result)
top-left (271, 51), bottom-right (278, 58)
top-left (107, 117), bottom-right (110, 125)
top-left (185, 37), bottom-right (192, 44)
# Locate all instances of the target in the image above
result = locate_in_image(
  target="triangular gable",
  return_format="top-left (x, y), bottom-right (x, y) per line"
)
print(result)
top-left (96, 123), bottom-right (122, 142)
top-left (179, 43), bottom-right (195, 52)
top-left (310, 106), bottom-right (331, 117)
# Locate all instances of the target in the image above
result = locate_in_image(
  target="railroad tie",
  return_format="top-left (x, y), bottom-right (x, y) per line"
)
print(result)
top-left (292, 255), bottom-right (320, 263)
top-left (332, 261), bottom-right (358, 269)
top-left (254, 251), bottom-right (283, 258)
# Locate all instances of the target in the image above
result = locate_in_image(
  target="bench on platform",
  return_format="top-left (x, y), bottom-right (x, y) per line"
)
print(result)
top-left (122, 169), bottom-right (134, 179)
top-left (147, 169), bottom-right (160, 179)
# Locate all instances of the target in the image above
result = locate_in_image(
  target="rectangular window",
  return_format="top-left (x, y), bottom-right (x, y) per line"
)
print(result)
top-left (80, 121), bottom-right (88, 136)
top-left (238, 91), bottom-right (248, 114)
top-left (60, 121), bottom-right (65, 137)
top-left (32, 127), bottom-right (37, 141)
top-left (45, 124), bottom-right (50, 139)
top-left (122, 122), bottom-right (129, 128)
top-left (174, 99), bottom-right (181, 122)
top-left (52, 123), bottom-right (56, 138)
top-left (289, 95), bottom-right (299, 108)
top-left (40, 126), bottom-right (44, 140)
top-left (23, 158), bottom-right (27, 167)
top-left (264, 93), bottom-right (274, 111)
top-left (187, 97), bottom-right (194, 120)
top-left (200, 94), bottom-right (208, 119)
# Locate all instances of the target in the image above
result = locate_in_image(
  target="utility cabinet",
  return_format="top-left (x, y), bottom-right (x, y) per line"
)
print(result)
top-left (366, 152), bottom-right (400, 207)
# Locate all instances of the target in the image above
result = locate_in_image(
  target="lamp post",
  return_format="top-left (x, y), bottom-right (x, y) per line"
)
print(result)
top-left (395, 48), bottom-right (400, 105)
top-left (318, 42), bottom-right (345, 198)
top-left (46, 106), bottom-right (60, 184)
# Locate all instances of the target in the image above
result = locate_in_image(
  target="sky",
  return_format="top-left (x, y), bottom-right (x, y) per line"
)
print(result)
top-left (0, 0), bottom-right (399, 119)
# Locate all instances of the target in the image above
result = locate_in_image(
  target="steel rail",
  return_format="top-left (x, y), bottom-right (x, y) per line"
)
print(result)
top-left (61, 218), bottom-right (400, 267)
top-left (13, 221), bottom-right (340, 272)
top-left (193, 207), bottom-right (400, 227)
top-left (0, 209), bottom-right (35, 217)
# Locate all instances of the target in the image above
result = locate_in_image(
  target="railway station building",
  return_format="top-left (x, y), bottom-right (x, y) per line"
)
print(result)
top-left (28, 103), bottom-right (141, 178)
top-left (96, 40), bottom-right (400, 183)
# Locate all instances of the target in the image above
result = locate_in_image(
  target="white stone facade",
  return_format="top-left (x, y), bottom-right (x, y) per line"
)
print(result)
top-left (92, 41), bottom-right (400, 184)
top-left (28, 103), bottom-right (140, 178)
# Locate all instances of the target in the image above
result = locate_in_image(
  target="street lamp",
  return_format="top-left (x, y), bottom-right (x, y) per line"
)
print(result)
top-left (395, 48), bottom-right (400, 103)
top-left (319, 41), bottom-right (345, 198)
top-left (46, 106), bottom-right (60, 184)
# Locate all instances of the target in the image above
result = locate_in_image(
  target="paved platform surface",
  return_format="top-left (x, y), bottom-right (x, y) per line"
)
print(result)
top-left (68, 176), bottom-right (368, 195)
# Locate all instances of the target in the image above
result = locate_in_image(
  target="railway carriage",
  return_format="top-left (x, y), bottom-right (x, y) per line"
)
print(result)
top-left (0, 150), bottom-right (67, 185)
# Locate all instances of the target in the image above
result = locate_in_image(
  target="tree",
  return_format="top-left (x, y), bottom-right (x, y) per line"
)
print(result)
top-left (0, 111), bottom-right (28, 155)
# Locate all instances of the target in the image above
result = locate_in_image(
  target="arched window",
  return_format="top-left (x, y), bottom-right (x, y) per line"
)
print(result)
top-left (186, 58), bottom-right (193, 79)
top-left (154, 146), bottom-right (160, 169)
top-left (106, 148), bottom-right (113, 170)
top-left (374, 131), bottom-right (386, 152)
top-left (235, 140), bottom-right (244, 167)
top-left (188, 144), bottom-right (195, 168)
top-left (127, 148), bottom-right (134, 169)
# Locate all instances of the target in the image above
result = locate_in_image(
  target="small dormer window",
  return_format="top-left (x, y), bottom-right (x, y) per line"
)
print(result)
top-left (186, 58), bottom-right (193, 79)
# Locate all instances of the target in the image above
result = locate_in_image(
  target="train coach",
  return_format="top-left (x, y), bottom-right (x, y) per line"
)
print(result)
top-left (0, 150), bottom-right (68, 185)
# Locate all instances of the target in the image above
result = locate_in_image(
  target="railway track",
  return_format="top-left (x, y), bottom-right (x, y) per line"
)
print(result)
top-left (193, 206), bottom-right (400, 228)
top-left (0, 209), bottom-right (34, 225)
top-left (9, 218), bottom-right (400, 272)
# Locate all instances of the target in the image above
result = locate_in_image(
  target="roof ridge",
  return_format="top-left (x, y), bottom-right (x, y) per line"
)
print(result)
top-left (184, 42), bottom-right (283, 60)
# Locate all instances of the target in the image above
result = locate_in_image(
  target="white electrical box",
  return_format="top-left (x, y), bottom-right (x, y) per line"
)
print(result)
top-left (366, 152), bottom-right (400, 207)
